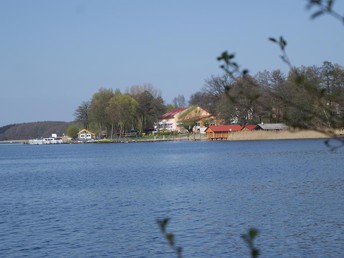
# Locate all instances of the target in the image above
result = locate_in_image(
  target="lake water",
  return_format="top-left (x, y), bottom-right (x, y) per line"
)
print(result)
top-left (0, 139), bottom-right (343, 257)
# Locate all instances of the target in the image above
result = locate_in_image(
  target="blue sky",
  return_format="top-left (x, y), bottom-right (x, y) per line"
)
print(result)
top-left (1, 0), bottom-right (343, 126)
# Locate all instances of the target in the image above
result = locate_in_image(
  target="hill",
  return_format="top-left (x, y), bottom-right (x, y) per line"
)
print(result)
top-left (0, 121), bottom-right (71, 141)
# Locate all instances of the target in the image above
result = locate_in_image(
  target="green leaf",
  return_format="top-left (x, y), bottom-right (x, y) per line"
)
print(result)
top-left (249, 228), bottom-right (259, 239)
top-left (157, 218), bottom-right (170, 233)
top-left (166, 233), bottom-right (174, 245)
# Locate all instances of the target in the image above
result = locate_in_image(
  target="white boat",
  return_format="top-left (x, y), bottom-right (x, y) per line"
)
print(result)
top-left (28, 134), bottom-right (63, 145)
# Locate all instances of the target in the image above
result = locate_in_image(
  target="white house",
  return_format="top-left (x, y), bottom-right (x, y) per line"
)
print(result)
top-left (157, 108), bottom-right (187, 132)
top-left (157, 106), bottom-right (215, 133)
top-left (78, 129), bottom-right (96, 141)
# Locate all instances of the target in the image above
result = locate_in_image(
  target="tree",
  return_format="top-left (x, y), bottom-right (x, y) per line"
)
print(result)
top-left (67, 124), bottom-right (79, 139)
top-left (127, 85), bottom-right (166, 132)
top-left (106, 89), bottom-right (121, 139)
top-left (74, 101), bottom-right (90, 129)
top-left (105, 91), bottom-right (139, 138)
top-left (172, 94), bottom-right (187, 108)
top-left (189, 91), bottom-right (215, 114)
top-left (202, 74), bottom-right (232, 114)
top-left (88, 88), bottom-right (114, 134)
top-left (254, 70), bottom-right (286, 123)
top-left (320, 61), bottom-right (344, 127)
top-left (219, 75), bottom-right (263, 125)
top-left (126, 83), bottom-right (161, 99)
top-left (216, 1), bottom-right (344, 142)
top-left (116, 93), bottom-right (139, 137)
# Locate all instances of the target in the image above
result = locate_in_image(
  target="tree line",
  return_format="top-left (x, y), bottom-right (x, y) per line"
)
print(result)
top-left (74, 84), bottom-right (168, 138)
top-left (0, 121), bottom-right (70, 141)
top-left (191, 61), bottom-right (344, 129)
top-left (74, 61), bottom-right (344, 138)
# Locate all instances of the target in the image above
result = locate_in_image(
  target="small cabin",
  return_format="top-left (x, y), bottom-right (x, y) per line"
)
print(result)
top-left (205, 125), bottom-right (242, 140)
top-left (78, 129), bottom-right (96, 141)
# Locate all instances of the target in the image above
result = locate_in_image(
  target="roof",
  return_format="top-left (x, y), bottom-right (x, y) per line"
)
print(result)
top-left (256, 123), bottom-right (288, 130)
top-left (78, 129), bottom-right (95, 135)
top-left (205, 125), bottom-right (243, 133)
top-left (160, 108), bottom-right (186, 119)
top-left (244, 124), bottom-right (257, 131)
top-left (182, 114), bottom-right (214, 122)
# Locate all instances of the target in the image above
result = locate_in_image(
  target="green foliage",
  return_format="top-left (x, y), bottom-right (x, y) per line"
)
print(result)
top-left (106, 91), bottom-right (139, 138)
top-left (269, 36), bottom-right (291, 67)
top-left (157, 218), bottom-right (261, 258)
top-left (157, 218), bottom-right (183, 258)
top-left (157, 130), bottom-right (179, 136)
top-left (89, 88), bottom-right (114, 132)
top-left (75, 85), bottom-right (166, 138)
top-left (217, 51), bottom-right (249, 80)
top-left (216, 0), bottom-right (344, 146)
top-left (133, 89), bottom-right (166, 131)
top-left (242, 228), bottom-right (260, 258)
top-left (66, 124), bottom-right (79, 139)
top-left (176, 106), bottom-right (203, 132)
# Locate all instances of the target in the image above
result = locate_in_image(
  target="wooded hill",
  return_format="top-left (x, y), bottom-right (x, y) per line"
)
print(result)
top-left (0, 121), bottom-right (71, 141)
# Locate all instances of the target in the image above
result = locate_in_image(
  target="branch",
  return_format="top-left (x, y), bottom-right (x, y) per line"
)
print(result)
top-left (307, 0), bottom-right (344, 24)
top-left (157, 218), bottom-right (183, 258)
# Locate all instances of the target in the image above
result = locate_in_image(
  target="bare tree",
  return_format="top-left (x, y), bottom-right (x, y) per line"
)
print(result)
top-left (172, 94), bottom-right (187, 108)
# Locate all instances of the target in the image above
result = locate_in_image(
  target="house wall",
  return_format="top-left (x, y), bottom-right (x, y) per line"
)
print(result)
top-left (206, 129), bottom-right (230, 140)
top-left (158, 106), bottom-right (215, 133)
top-left (78, 130), bottom-right (95, 140)
top-left (158, 118), bottom-right (178, 131)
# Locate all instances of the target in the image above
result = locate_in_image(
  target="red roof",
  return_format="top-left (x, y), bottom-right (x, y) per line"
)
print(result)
top-left (244, 124), bottom-right (257, 131)
top-left (205, 125), bottom-right (242, 132)
top-left (160, 108), bottom-right (186, 119)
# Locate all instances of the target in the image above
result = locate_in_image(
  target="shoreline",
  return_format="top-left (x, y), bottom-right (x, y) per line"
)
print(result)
top-left (1, 129), bottom-right (343, 144)
top-left (223, 129), bottom-right (344, 141)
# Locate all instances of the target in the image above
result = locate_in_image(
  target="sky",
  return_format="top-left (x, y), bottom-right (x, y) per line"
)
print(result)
top-left (1, 0), bottom-right (344, 126)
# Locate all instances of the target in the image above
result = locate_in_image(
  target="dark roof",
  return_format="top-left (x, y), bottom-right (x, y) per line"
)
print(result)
top-left (160, 108), bottom-right (186, 119)
top-left (256, 123), bottom-right (288, 130)
top-left (205, 125), bottom-right (242, 132)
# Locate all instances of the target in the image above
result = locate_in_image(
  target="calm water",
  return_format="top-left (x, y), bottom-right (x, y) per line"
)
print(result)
top-left (0, 139), bottom-right (343, 257)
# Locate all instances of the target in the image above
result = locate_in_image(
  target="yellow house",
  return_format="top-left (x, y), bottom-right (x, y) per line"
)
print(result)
top-left (77, 129), bottom-right (96, 141)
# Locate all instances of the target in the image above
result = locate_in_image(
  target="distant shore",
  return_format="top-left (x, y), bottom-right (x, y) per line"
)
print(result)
top-left (1, 129), bottom-right (343, 144)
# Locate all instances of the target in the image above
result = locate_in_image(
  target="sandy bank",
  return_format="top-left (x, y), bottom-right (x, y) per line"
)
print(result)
top-left (223, 129), bottom-right (344, 141)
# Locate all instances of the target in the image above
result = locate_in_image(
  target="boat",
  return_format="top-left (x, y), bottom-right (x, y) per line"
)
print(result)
top-left (28, 134), bottom-right (63, 145)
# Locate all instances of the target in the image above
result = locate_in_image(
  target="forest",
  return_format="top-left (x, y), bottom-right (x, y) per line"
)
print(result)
top-left (0, 121), bottom-right (70, 141)
top-left (74, 61), bottom-right (344, 137)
